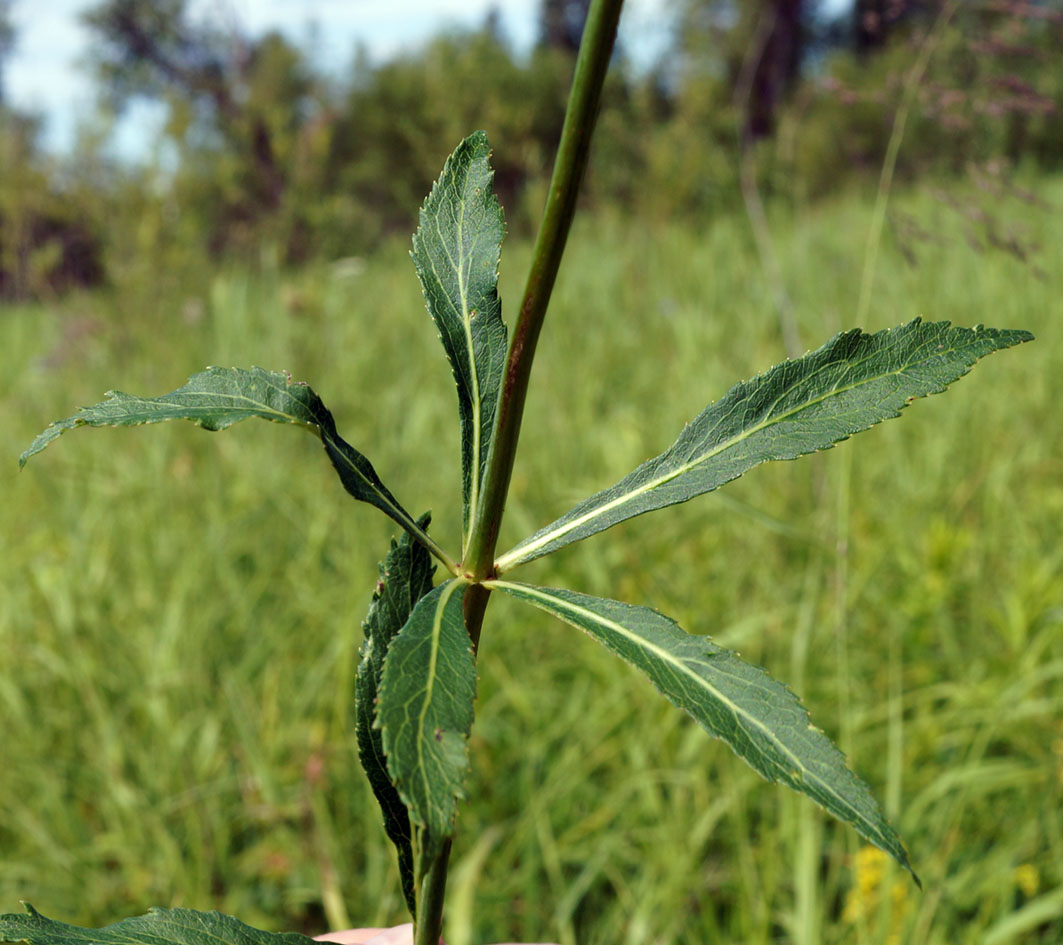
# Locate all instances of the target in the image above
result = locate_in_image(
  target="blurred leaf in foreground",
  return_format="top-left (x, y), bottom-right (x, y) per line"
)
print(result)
top-left (0, 904), bottom-right (312, 945)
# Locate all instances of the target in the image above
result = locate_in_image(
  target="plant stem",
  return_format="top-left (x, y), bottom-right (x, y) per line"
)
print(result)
top-left (414, 837), bottom-right (452, 945)
top-left (428, 5), bottom-right (623, 938)
top-left (464, 0), bottom-right (624, 582)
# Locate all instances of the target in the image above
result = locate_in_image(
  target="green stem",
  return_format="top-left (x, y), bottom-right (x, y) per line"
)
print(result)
top-left (464, 0), bottom-right (624, 581)
top-left (414, 836), bottom-right (452, 945)
top-left (425, 4), bottom-right (623, 936)
top-left (403, 518), bottom-right (461, 577)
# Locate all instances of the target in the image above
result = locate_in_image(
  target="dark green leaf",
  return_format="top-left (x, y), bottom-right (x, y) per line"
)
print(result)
top-left (411, 131), bottom-right (507, 549)
top-left (497, 320), bottom-right (1033, 571)
top-left (19, 366), bottom-right (453, 568)
top-left (355, 514), bottom-right (436, 916)
top-left (378, 579), bottom-right (476, 841)
top-left (490, 580), bottom-right (919, 882)
top-left (0, 904), bottom-right (312, 945)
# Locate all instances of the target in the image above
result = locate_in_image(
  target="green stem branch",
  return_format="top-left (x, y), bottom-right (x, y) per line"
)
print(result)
top-left (464, 0), bottom-right (624, 582)
top-left (423, 4), bottom-right (623, 937)
top-left (414, 836), bottom-right (452, 945)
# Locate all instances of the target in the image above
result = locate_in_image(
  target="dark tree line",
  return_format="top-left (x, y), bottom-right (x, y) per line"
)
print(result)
top-left (2, 0), bottom-right (1061, 298)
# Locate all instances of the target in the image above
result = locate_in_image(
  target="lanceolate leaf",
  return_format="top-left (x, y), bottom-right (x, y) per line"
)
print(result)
top-left (496, 320), bottom-right (1033, 571)
top-left (19, 367), bottom-right (452, 568)
top-left (411, 131), bottom-right (507, 549)
top-left (355, 514), bottom-right (436, 916)
top-left (489, 580), bottom-right (919, 881)
top-left (378, 579), bottom-right (477, 842)
top-left (0, 904), bottom-right (313, 945)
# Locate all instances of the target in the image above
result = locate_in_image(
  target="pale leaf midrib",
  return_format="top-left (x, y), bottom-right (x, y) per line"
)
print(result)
top-left (114, 390), bottom-right (298, 425)
top-left (428, 173), bottom-right (484, 550)
top-left (414, 580), bottom-right (460, 827)
top-left (489, 581), bottom-right (873, 831)
top-left (114, 368), bottom-right (322, 426)
top-left (496, 339), bottom-right (960, 570)
top-left (454, 181), bottom-right (483, 547)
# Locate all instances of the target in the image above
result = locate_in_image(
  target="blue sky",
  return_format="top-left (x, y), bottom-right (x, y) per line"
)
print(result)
top-left (5, 0), bottom-right (672, 155)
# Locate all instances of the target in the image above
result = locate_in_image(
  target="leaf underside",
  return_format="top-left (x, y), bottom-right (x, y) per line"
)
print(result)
top-left (497, 319), bottom-right (1033, 571)
top-left (411, 130), bottom-right (507, 548)
top-left (355, 514), bottom-right (436, 916)
top-left (0, 904), bottom-right (313, 945)
top-left (377, 579), bottom-right (477, 843)
top-left (19, 366), bottom-right (425, 543)
top-left (490, 580), bottom-right (919, 882)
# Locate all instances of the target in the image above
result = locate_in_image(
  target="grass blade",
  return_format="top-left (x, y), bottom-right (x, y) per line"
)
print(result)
top-left (411, 131), bottom-right (507, 552)
top-left (496, 320), bottom-right (1032, 571)
top-left (489, 579), bottom-right (919, 882)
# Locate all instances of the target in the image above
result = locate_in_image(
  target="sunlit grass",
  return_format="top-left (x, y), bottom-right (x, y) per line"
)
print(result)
top-left (2, 178), bottom-right (1061, 944)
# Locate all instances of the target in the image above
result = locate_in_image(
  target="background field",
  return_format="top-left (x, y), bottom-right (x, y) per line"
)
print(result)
top-left (2, 177), bottom-right (1062, 945)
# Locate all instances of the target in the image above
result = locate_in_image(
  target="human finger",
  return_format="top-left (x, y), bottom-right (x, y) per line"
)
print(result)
top-left (313, 929), bottom-right (390, 944)
top-left (363, 924), bottom-right (416, 944)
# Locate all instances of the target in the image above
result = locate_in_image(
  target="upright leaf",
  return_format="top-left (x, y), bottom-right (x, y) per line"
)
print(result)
top-left (355, 514), bottom-right (436, 916)
top-left (489, 580), bottom-right (918, 881)
top-left (411, 131), bottom-right (507, 548)
top-left (0, 904), bottom-right (313, 945)
top-left (19, 367), bottom-right (450, 566)
top-left (497, 320), bottom-right (1033, 571)
top-left (378, 579), bottom-right (477, 842)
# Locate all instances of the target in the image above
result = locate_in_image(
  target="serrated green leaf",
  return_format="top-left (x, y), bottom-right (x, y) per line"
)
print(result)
top-left (19, 366), bottom-right (453, 568)
top-left (497, 319), bottom-right (1033, 571)
top-left (411, 131), bottom-right (507, 550)
top-left (489, 580), bottom-right (919, 882)
top-left (378, 579), bottom-right (476, 842)
top-left (355, 514), bottom-right (436, 916)
top-left (0, 904), bottom-right (313, 945)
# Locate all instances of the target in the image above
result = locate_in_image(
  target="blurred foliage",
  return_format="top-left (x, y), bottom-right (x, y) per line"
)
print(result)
top-left (0, 113), bottom-right (105, 300)
top-left (3, 180), bottom-right (1060, 943)
top-left (0, 0), bottom-right (1060, 299)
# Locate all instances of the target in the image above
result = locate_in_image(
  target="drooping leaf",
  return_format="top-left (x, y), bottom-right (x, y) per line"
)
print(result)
top-left (496, 320), bottom-right (1033, 571)
top-left (0, 904), bottom-right (313, 945)
top-left (489, 580), bottom-right (919, 882)
top-left (19, 366), bottom-right (443, 562)
top-left (411, 130), bottom-right (507, 548)
top-left (378, 579), bottom-right (476, 842)
top-left (355, 514), bottom-right (436, 916)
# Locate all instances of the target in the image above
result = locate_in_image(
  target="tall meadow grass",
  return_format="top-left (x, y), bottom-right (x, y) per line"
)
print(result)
top-left (2, 179), bottom-right (1061, 944)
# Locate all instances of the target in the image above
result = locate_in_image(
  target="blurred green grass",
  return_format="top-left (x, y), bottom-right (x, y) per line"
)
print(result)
top-left (2, 178), bottom-right (1061, 945)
